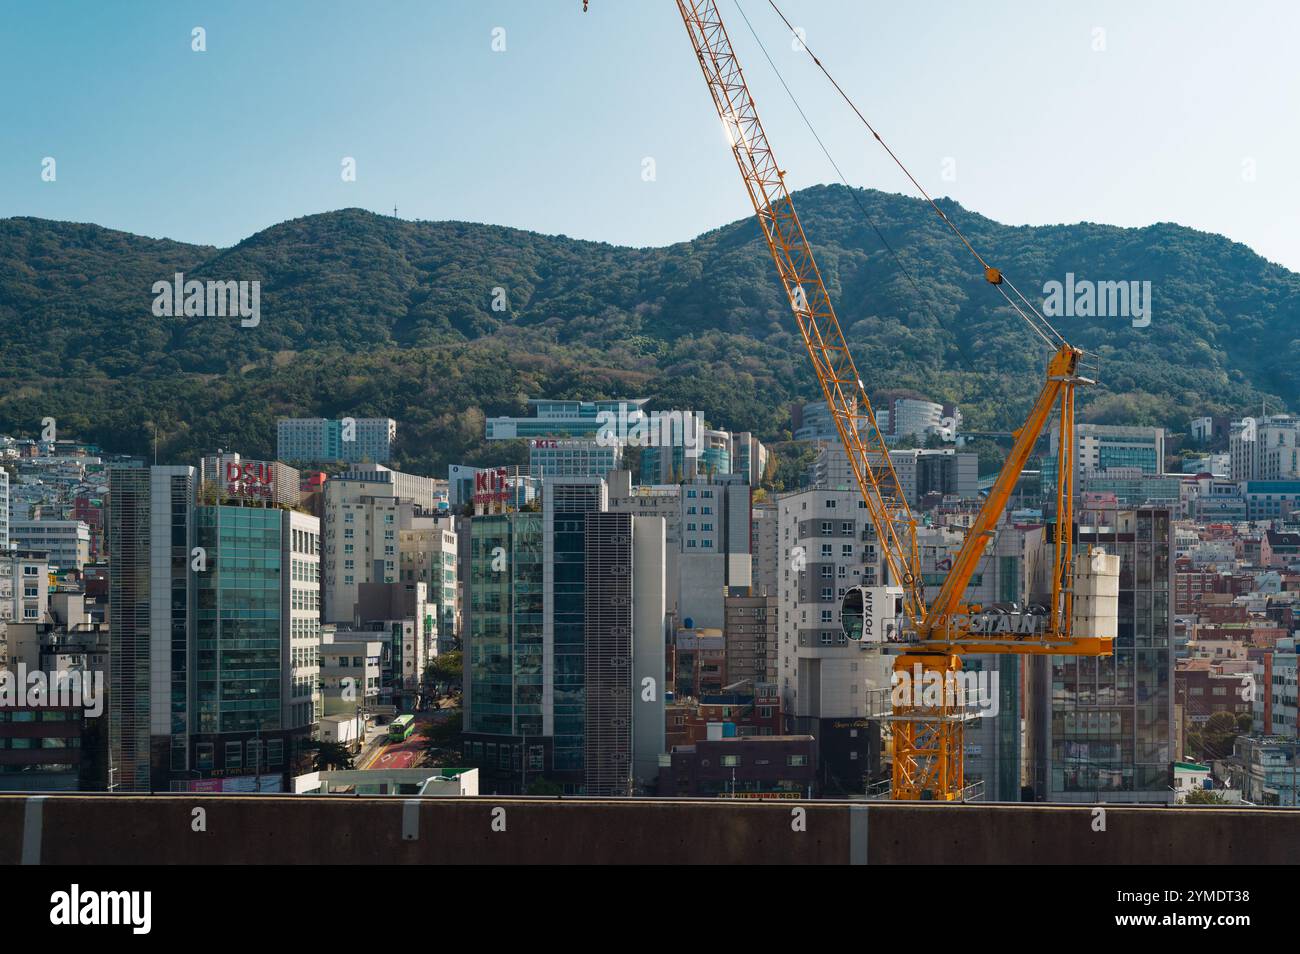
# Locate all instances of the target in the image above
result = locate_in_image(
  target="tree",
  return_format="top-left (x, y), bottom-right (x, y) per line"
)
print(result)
top-left (304, 741), bottom-right (354, 771)
top-left (1184, 788), bottom-right (1228, 805)
top-left (424, 650), bottom-right (463, 691)
top-left (419, 709), bottom-right (463, 751)
top-left (1189, 711), bottom-right (1246, 763)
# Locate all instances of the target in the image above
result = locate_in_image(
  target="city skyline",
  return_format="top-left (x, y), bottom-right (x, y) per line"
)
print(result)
top-left (0, 0), bottom-right (1296, 893)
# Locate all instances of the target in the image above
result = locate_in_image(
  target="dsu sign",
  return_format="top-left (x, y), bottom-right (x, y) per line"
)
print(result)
top-left (225, 461), bottom-right (275, 499)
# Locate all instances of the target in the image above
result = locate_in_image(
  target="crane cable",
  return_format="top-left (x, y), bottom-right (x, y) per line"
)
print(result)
top-left (762, 0), bottom-right (1066, 350)
top-left (730, 0), bottom-right (982, 378)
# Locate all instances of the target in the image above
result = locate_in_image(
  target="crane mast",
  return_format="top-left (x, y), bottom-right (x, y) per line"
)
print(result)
top-left (676, 0), bottom-right (925, 627)
top-left (584, 0), bottom-right (1116, 801)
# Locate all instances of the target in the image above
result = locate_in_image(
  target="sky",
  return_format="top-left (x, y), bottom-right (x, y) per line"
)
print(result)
top-left (3, 0), bottom-right (1298, 271)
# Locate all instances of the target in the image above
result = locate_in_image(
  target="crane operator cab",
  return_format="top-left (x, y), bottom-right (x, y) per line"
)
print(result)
top-left (841, 584), bottom-right (908, 646)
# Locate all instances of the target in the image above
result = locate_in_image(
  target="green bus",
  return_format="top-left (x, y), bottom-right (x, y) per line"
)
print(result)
top-left (388, 714), bottom-right (416, 742)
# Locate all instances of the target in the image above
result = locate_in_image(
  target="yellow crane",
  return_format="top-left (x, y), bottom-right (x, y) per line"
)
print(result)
top-left (584, 0), bottom-right (1116, 800)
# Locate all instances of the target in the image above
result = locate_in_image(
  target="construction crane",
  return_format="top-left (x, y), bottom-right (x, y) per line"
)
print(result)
top-left (583, 0), bottom-right (1117, 800)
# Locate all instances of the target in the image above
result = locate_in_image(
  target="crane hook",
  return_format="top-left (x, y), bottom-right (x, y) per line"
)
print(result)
top-left (583, 0), bottom-right (589, 10)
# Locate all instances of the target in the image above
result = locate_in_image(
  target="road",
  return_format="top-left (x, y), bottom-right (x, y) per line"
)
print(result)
top-left (361, 731), bottom-right (424, 771)
top-left (359, 706), bottom-right (456, 771)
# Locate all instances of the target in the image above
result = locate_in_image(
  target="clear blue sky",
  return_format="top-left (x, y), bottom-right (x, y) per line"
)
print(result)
top-left (3, 0), bottom-right (1297, 271)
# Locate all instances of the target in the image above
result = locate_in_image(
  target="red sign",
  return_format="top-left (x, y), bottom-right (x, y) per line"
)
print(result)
top-left (473, 468), bottom-right (510, 503)
top-left (225, 461), bottom-right (275, 499)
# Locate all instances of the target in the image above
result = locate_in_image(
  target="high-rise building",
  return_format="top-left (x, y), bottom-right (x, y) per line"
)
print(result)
top-left (398, 518), bottom-right (459, 651)
top-left (913, 520), bottom-right (1044, 800)
top-left (462, 476), bottom-right (667, 795)
top-left (732, 432), bottom-right (769, 487)
top-left (107, 465), bottom-right (195, 793)
top-left (1027, 507), bottom-right (1175, 802)
top-left (277, 417), bottom-right (397, 466)
top-left (776, 485), bottom-right (890, 792)
top-left (189, 503), bottom-right (320, 790)
top-left (724, 588), bottom-right (778, 691)
top-left (809, 444), bottom-right (978, 507)
top-left (485, 399), bottom-right (649, 441)
top-left (527, 438), bottom-right (622, 480)
top-left (792, 400), bottom-right (844, 442)
top-left (607, 470), bottom-right (751, 629)
top-left (321, 465), bottom-right (443, 623)
top-left (1046, 423), bottom-right (1166, 491)
top-left (750, 502), bottom-right (780, 593)
top-left (1230, 415), bottom-right (1300, 482)
top-left (890, 397), bottom-right (947, 442)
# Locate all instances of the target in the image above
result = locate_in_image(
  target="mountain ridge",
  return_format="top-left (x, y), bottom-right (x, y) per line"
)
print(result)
top-left (0, 184), bottom-right (1295, 475)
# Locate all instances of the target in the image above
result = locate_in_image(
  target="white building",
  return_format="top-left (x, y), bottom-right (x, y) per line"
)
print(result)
top-left (528, 438), bottom-right (622, 480)
top-left (322, 466), bottom-right (444, 623)
top-left (891, 397), bottom-right (958, 442)
top-left (0, 549), bottom-right (48, 623)
top-left (277, 417), bottom-right (397, 466)
top-left (1230, 415), bottom-right (1300, 482)
top-left (319, 632), bottom-right (384, 717)
top-left (776, 486), bottom-right (889, 724)
top-left (0, 469), bottom-right (8, 550)
top-left (398, 518), bottom-right (459, 650)
top-left (606, 471), bottom-right (751, 629)
top-left (285, 510), bottom-right (322, 730)
top-left (8, 520), bottom-right (90, 570)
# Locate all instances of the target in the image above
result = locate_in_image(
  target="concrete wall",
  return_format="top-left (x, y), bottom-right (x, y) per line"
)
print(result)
top-left (2, 796), bottom-right (1296, 865)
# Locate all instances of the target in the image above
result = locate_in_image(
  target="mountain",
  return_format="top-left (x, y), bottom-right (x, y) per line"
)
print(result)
top-left (0, 185), bottom-right (1296, 476)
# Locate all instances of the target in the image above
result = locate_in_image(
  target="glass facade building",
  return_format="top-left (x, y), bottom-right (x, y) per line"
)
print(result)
top-left (107, 465), bottom-right (195, 792)
top-left (193, 505), bottom-right (284, 773)
top-left (1030, 507), bottom-right (1174, 802)
top-left (467, 513), bottom-right (543, 740)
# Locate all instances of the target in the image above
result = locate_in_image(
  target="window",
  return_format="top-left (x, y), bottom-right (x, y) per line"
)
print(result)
top-left (788, 754), bottom-right (807, 766)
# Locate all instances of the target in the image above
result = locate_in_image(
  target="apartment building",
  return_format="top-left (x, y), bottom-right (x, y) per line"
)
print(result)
top-left (8, 520), bottom-right (90, 571)
top-left (277, 417), bottom-right (396, 466)
top-left (606, 470), bottom-right (751, 629)
top-left (776, 485), bottom-right (890, 793)
top-left (321, 465), bottom-right (443, 623)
